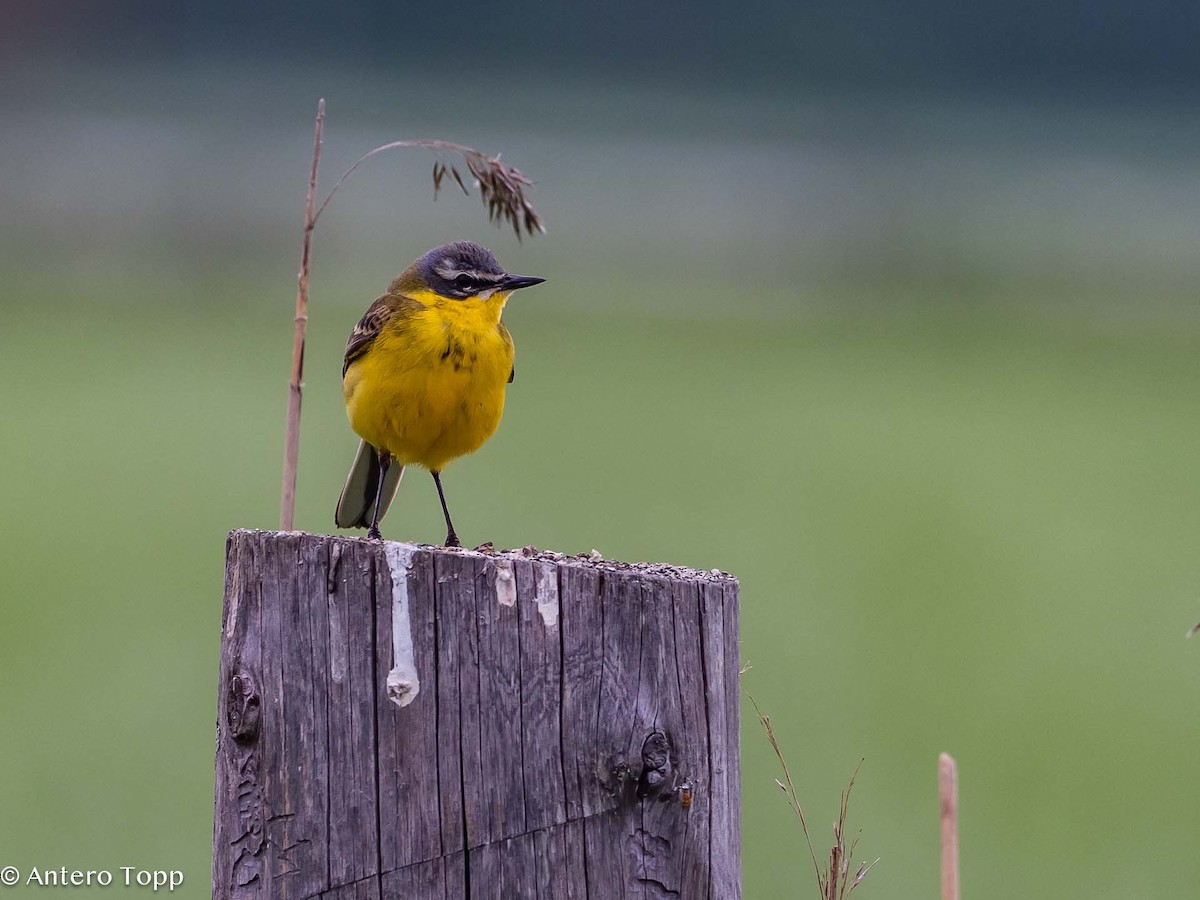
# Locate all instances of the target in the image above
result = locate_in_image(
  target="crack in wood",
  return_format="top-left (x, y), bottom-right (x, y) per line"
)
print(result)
top-left (228, 752), bottom-right (265, 895)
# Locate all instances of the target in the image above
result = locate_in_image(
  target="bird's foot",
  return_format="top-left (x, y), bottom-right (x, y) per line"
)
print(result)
top-left (444, 531), bottom-right (461, 548)
top-left (367, 526), bottom-right (382, 540)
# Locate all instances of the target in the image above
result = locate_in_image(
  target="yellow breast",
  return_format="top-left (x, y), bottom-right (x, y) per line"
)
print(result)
top-left (343, 289), bottom-right (515, 472)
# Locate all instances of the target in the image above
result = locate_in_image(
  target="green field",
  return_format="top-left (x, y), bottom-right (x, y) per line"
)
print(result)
top-left (4, 264), bottom-right (1200, 897)
top-left (3, 70), bottom-right (1200, 897)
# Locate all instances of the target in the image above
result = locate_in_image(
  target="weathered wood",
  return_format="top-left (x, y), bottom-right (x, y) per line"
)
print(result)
top-left (213, 529), bottom-right (741, 899)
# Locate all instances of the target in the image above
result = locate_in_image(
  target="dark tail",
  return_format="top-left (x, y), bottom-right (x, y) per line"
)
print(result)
top-left (335, 441), bottom-right (404, 529)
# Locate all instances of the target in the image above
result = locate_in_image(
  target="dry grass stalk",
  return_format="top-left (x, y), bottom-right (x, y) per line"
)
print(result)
top-left (279, 97), bottom-right (324, 531)
top-left (939, 752), bottom-right (960, 900)
top-left (278, 101), bottom-right (545, 530)
top-left (748, 692), bottom-right (878, 899)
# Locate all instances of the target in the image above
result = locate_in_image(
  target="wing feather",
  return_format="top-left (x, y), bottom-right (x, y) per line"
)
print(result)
top-left (342, 292), bottom-right (430, 377)
top-left (342, 295), bottom-right (391, 377)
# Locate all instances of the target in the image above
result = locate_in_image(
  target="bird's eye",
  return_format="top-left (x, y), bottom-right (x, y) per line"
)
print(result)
top-left (454, 274), bottom-right (475, 289)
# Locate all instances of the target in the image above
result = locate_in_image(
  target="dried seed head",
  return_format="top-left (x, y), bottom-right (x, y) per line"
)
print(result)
top-left (423, 142), bottom-right (545, 241)
top-left (316, 137), bottom-right (545, 240)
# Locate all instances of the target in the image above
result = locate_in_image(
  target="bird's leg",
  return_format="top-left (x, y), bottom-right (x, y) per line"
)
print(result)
top-left (431, 470), bottom-right (461, 547)
top-left (367, 449), bottom-right (391, 540)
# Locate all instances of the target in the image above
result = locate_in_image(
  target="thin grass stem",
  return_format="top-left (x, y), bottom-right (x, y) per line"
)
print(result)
top-left (279, 97), bottom-right (323, 531)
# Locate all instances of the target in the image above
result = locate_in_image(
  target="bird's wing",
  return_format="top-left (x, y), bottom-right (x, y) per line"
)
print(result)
top-left (342, 295), bottom-right (392, 377)
top-left (499, 320), bottom-right (515, 384)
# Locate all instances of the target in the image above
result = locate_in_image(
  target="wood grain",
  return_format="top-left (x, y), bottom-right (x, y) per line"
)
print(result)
top-left (213, 530), bottom-right (740, 899)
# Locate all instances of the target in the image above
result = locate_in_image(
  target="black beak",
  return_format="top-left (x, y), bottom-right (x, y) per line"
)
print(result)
top-left (499, 273), bottom-right (546, 291)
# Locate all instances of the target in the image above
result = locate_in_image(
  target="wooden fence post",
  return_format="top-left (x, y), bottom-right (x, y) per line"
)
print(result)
top-left (212, 529), bottom-right (741, 899)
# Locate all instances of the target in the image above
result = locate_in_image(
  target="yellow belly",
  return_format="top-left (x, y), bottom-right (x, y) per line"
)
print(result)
top-left (343, 306), bottom-right (513, 472)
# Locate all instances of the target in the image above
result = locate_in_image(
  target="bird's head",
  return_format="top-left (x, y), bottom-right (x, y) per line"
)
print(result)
top-left (406, 241), bottom-right (545, 302)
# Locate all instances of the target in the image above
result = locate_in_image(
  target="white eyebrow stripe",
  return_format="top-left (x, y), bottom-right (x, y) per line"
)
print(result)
top-left (434, 266), bottom-right (504, 284)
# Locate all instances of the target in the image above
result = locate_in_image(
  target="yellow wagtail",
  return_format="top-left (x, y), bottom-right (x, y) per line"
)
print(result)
top-left (334, 241), bottom-right (546, 545)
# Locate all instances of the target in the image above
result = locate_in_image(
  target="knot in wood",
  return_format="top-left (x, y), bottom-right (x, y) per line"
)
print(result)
top-left (637, 731), bottom-right (674, 800)
top-left (226, 671), bottom-right (261, 745)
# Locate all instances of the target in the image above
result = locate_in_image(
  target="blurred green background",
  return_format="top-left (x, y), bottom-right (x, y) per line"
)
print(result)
top-left (4, 3), bottom-right (1200, 897)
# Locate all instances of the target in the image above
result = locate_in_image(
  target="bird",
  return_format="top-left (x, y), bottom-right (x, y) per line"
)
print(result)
top-left (334, 241), bottom-right (545, 546)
